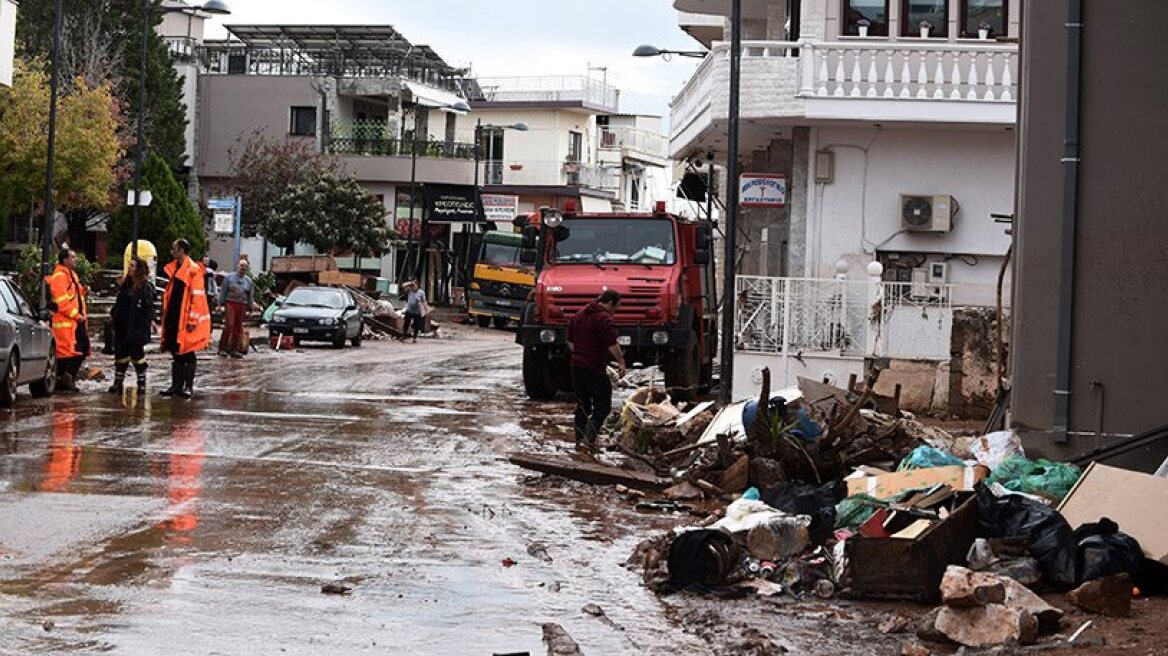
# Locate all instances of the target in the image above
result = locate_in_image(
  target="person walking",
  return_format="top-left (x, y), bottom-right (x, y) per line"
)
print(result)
top-left (202, 257), bottom-right (220, 312)
top-left (45, 248), bottom-right (90, 392)
top-left (108, 257), bottom-right (155, 395)
top-left (401, 280), bottom-right (427, 343)
top-left (160, 239), bottom-right (211, 398)
top-left (566, 290), bottom-right (626, 450)
top-left (218, 259), bottom-right (257, 358)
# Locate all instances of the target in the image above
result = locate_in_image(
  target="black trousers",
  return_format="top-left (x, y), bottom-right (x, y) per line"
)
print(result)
top-left (571, 367), bottom-right (612, 443)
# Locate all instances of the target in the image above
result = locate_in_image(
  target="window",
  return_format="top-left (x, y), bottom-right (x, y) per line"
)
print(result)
top-left (289, 106), bottom-right (317, 136)
top-left (901, 0), bottom-right (948, 37)
top-left (0, 282), bottom-right (18, 315)
top-left (552, 218), bottom-right (675, 265)
top-left (842, 0), bottom-right (889, 37)
top-left (7, 282), bottom-right (33, 317)
top-left (961, 0), bottom-right (1006, 38)
top-left (227, 53), bottom-right (246, 74)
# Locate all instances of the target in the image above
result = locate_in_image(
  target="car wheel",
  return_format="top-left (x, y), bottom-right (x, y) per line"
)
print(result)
top-left (351, 323), bottom-right (363, 347)
top-left (30, 347), bottom-right (56, 397)
top-left (332, 333), bottom-right (346, 348)
top-left (0, 353), bottom-right (19, 407)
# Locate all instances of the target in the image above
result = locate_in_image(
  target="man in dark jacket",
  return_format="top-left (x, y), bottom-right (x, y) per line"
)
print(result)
top-left (567, 290), bottom-right (626, 449)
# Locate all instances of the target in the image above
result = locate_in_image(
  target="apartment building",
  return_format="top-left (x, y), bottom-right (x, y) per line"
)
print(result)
top-left (669, 0), bottom-right (1019, 402)
top-left (0, 0), bottom-right (16, 87)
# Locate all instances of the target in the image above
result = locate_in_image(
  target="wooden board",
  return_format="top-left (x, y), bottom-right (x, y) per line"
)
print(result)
top-left (317, 270), bottom-right (363, 287)
top-left (1058, 462), bottom-right (1168, 564)
top-left (270, 255), bottom-right (336, 273)
top-left (508, 452), bottom-right (671, 491)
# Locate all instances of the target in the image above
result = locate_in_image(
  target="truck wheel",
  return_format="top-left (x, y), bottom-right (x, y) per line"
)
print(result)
top-left (663, 331), bottom-right (700, 402)
top-left (522, 347), bottom-right (557, 400)
top-left (476, 315), bottom-right (491, 328)
top-left (492, 316), bottom-right (509, 329)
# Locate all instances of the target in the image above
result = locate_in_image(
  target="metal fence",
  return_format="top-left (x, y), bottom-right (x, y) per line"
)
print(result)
top-left (735, 276), bottom-right (964, 360)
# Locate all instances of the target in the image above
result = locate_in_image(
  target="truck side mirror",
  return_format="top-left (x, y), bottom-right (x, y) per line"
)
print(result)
top-left (519, 249), bottom-right (537, 265)
top-left (694, 250), bottom-right (710, 265)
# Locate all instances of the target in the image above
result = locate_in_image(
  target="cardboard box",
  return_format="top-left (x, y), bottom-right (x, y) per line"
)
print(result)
top-left (846, 465), bottom-right (989, 500)
top-left (1058, 462), bottom-right (1168, 564)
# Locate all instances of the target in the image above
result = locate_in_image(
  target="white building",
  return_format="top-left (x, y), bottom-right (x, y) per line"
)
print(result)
top-left (668, 0), bottom-right (1017, 408)
top-left (0, 0), bottom-right (17, 88)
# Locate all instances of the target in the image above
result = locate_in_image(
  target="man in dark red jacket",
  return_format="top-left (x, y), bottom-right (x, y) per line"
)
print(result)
top-left (567, 290), bottom-right (627, 449)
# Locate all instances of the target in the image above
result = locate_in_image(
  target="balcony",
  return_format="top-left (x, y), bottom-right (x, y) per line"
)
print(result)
top-left (600, 126), bottom-right (668, 162)
top-left (325, 120), bottom-right (475, 159)
top-left (471, 76), bottom-right (619, 112)
top-left (482, 160), bottom-right (619, 192)
top-left (670, 39), bottom-right (1019, 156)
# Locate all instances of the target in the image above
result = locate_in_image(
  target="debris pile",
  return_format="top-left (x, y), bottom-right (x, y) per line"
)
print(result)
top-left (509, 366), bottom-right (1168, 651)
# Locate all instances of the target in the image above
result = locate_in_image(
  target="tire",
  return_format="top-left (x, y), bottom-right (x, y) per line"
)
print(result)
top-left (492, 316), bottom-right (508, 329)
top-left (522, 347), bottom-right (557, 400)
top-left (0, 353), bottom-right (19, 407)
top-left (29, 347), bottom-right (56, 398)
top-left (663, 331), bottom-right (701, 402)
top-left (332, 333), bottom-right (346, 348)
top-left (352, 322), bottom-right (363, 347)
top-left (476, 315), bottom-right (492, 328)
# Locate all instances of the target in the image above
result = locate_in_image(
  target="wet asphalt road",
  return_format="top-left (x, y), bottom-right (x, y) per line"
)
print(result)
top-left (0, 327), bottom-right (719, 655)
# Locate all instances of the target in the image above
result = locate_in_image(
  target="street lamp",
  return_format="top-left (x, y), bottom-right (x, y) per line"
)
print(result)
top-left (129, 0), bottom-right (231, 260)
top-left (635, 1), bottom-right (740, 404)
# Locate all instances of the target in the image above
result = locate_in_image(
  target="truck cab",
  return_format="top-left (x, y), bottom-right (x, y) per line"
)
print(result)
top-left (467, 230), bottom-right (535, 328)
top-left (516, 202), bottom-right (717, 401)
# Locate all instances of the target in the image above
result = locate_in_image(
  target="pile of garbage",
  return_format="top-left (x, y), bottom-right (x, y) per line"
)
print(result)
top-left (513, 367), bottom-right (1168, 650)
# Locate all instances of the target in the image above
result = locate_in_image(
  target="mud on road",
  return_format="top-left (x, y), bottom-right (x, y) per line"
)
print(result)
top-left (3, 327), bottom-right (1161, 655)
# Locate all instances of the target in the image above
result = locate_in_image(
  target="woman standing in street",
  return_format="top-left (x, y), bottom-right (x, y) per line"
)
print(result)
top-left (108, 257), bottom-right (155, 395)
top-left (401, 280), bottom-right (427, 344)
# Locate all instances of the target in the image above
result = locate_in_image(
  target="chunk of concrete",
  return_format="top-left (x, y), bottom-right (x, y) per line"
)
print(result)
top-left (1067, 573), bottom-right (1132, 617)
top-left (1002, 577), bottom-right (1063, 633)
top-left (940, 566), bottom-right (1007, 607)
top-left (934, 604), bottom-right (1039, 647)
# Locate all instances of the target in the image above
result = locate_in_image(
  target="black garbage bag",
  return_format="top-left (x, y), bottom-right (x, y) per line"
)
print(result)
top-left (976, 484), bottom-right (1079, 588)
top-left (1073, 517), bottom-right (1146, 585)
top-left (666, 529), bottom-right (739, 589)
top-left (761, 480), bottom-right (847, 545)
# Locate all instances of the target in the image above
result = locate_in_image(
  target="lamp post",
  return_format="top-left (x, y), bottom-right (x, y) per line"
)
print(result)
top-left (129, 0), bottom-right (230, 261)
top-left (38, 0), bottom-right (65, 311)
top-left (635, 0), bottom-right (740, 403)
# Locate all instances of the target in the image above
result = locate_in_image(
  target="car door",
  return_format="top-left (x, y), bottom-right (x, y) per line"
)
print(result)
top-left (9, 281), bottom-right (51, 369)
top-left (0, 282), bottom-right (34, 382)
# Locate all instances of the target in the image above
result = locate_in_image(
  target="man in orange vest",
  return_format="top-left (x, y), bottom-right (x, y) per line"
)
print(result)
top-left (45, 248), bottom-right (90, 392)
top-left (160, 239), bottom-right (211, 398)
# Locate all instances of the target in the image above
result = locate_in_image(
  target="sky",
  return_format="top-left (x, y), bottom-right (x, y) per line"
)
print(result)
top-left (200, 0), bottom-right (705, 122)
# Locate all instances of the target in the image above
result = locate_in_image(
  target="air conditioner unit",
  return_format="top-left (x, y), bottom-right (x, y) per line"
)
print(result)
top-left (899, 194), bottom-right (958, 232)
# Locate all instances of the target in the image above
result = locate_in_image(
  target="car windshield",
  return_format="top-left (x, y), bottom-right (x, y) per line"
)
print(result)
top-left (283, 289), bottom-right (347, 309)
top-left (481, 240), bottom-right (522, 267)
top-left (552, 218), bottom-right (675, 265)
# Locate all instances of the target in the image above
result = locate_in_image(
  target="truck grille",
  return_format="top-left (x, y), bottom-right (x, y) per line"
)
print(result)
top-left (549, 292), bottom-right (660, 325)
top-left (481, 280), bottom-right (531, 300)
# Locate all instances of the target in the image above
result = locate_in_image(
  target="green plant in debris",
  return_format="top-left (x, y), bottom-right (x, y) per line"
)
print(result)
top-left (247, 269), bottom-right (277, 299)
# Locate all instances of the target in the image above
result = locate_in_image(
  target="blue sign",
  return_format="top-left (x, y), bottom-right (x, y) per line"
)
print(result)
top-left (207, 197), bottom-right (237, 210)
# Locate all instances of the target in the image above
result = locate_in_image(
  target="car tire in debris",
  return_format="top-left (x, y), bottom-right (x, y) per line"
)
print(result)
top-left (522, 347), bottom-right (557, 400)
top-left (0, 352), bottom-right (19, 407)
top-left (352, 323), bottom-right (363, 347)
top-left (663, 330), bottom-right (700, 403)
top-left (29, 346), bottom-right (56, 398)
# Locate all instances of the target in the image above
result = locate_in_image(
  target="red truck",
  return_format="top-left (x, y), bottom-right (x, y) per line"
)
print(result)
top-left (515, 201), bottom-right (718, 401)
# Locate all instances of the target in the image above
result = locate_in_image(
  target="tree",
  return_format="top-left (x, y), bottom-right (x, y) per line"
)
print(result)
top-left (107, 152), bottom-right (206, 264)
top-left (267, 173), bottom-right (395, 257)
top-left (16, 0), bottom-right (189, 174)
top-left (0, 60), bottom-right (124, 239)
top-left (225, 132), bottom-right (338, 238)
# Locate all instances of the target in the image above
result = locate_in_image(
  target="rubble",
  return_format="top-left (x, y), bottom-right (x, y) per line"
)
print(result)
top-left (1066, 573), bottom-right (1133, 617)
top-left (541, 623), bottom-right (584, 656)
top-left (933, 604), bottom-right (1038, 648)
top-left (940, 567), bottom-right (1007, 607)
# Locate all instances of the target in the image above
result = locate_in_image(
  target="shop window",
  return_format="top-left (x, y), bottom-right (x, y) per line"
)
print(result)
top-left (901, 0), bottom-right (948, 38)
top-left (842, 0), bottom-right (890, 37)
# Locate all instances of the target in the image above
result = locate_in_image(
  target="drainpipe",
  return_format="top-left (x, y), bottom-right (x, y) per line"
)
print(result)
top-left (1053, 0), bottom-right (1083, 445)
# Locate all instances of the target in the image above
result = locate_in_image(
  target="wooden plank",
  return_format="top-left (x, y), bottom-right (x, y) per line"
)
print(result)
top-left (508, 452), bottom-right (671, 491)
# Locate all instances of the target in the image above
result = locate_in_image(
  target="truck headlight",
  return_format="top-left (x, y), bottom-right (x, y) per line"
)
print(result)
top-left (652, 331), bottom-right (669, 345)
top-left (470, 282), bottom-right (480, 290)
top-left (539, 329), bottom-right (556, 343)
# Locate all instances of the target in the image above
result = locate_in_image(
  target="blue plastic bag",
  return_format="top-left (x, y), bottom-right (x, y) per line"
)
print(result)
top-left (897, 445), bottom-right (965, 471)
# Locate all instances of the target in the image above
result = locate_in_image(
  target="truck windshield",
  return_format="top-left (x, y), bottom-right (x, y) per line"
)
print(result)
top-left (552, 218), bottom-right (676, 265)
top-left (480, 240), bottom-right (522, 267)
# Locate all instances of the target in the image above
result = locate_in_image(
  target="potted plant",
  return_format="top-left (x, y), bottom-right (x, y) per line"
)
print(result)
top-left (977, 21), bottom-right (992, 40)
top-left (919, 20), bottom-right (932, 38)
top-left (857, 18), bottom-right (871, 38)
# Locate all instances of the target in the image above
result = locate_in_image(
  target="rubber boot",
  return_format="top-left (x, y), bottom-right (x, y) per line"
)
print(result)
top-left (58, 373), bottom-right (79, 393)
top-left (134, 363), bottom-right (148, 394)
top-left (177, 360), bottom-right (194, 399)
top-left (107, 364), bottom-right (127, 394)
top-left (160, 360), bottom-right (182, 397)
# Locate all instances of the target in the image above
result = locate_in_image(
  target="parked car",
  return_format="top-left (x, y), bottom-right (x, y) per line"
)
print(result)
top-left (268, 286), bottom-right (363, 348)
top-left (0, 275), bottom-right (55, 405)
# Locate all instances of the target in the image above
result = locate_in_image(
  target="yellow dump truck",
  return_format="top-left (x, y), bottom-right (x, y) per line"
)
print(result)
top-left (467, 230), bottom-right (534, 328)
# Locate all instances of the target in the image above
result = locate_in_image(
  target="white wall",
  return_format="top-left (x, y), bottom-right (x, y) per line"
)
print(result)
top-left (803, 125), bottom-right (1014, 289)
top-left (0, 0), bottom-right (17, 88)
top-left (458, 108), bottom-right (599, 166)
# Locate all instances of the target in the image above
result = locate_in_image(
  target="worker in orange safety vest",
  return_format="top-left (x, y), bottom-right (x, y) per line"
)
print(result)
top-left (159, 239), bottom-right (211, 398)
top-left (44, 248), bottom-right (91, 392)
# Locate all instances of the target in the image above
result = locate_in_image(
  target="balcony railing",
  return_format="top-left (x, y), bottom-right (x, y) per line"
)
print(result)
top-left (472, 76), bottom-right (619, 111)
top-left (164, 36), bottom-right (203, 65)
top-left (482, 160), bottom-right (619, 190)
top-left (326, 121), bottom-right (474, 159)
top-left (600, 126), bottom-right (668, 160)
